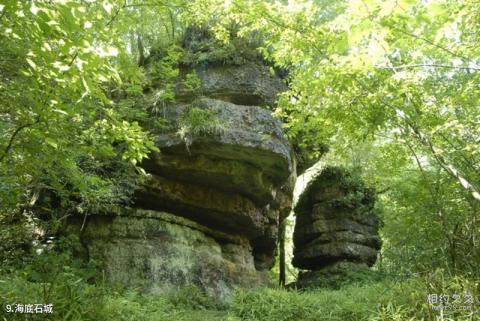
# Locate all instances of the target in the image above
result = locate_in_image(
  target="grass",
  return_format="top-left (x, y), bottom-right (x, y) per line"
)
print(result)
top-left (1, 268), bottom-right (478, 321)
top-left (0, 246), bottom-right (477, 321)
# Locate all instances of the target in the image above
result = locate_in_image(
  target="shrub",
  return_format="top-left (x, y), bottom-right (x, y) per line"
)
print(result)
top-left (1, 255), bottom-right (477, 321)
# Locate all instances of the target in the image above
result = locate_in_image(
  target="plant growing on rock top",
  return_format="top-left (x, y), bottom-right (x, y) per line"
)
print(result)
top-left (180, 26), bottom-right (264, 66)
top-left (183, 71), bottom-right (202, 97)
top-left (177, 106), bottom-right (227, 150)
top-left (147, 45), bottom-right (183, 108)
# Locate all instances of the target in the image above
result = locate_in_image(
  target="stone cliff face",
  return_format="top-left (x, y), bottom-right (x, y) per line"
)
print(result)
top-left (292, 166), bottom-right (381, 289)
top-left (68, 43), bottom-right (294, 300)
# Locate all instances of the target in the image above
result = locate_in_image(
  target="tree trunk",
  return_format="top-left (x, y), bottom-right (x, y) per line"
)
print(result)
top-left (137, 33), bottom-right (145, 66)
top-left (279, 219), bottom-right (286, 287)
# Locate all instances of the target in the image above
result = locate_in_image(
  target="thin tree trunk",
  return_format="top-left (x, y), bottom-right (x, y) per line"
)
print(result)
top-left (279, 219), bottom-right (286, 287)
top-left (137, 33), bottom-right (145, 66)
top-left (0, 120), bottom-right (38, 163)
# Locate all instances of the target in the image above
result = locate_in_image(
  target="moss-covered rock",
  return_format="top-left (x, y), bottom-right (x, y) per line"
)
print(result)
top-left (292, 166), bottom-right (382, 271)
top-left (293, 261), bottom-right (383, 289)
top-left (67, 210), bottom-right (269, 302)
top-left (144, 98), bottom-right (292, 194)
top-left (179, 26), bottom-right (264, 67)
top-left (176, 63), bottom-right (287, 107)
top-left (66, 28), bottom-right (296, 300)
top-left (65, 26), bottom-right (296, 300)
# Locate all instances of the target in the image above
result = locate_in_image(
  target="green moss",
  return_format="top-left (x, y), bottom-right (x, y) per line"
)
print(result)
top-left (295, 165), bottom-right (377, 217)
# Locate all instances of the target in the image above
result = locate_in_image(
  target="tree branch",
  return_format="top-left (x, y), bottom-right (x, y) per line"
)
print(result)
top-left (0, 119), bottom-right (39, 163)
top-left (354, 78), bottom-right (480, 201)
top-left (106, 1), bottom-right (126, 28)
top-left (68, 51), bottom-right (78, 67)
top-left (378, 64), bottom-right (480, 72)
top-left (388, 25), bottom-right (471, 62)
top-left (0, 9), bottom-right (6, 22)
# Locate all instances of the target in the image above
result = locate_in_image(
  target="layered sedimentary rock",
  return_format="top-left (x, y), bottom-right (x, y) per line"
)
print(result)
top-left (68, 35), bottom-right (294, 300)
top-left (292, 166), bottom-right (381, 288)
top-left (176, 62), bottom-right (286, 107)
top-left (139, 96), bottom-right (294, 273)
top-left (68, 210), bottom-right (267, 301)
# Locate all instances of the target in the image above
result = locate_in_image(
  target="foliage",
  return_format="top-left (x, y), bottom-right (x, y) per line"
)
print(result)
top-left (378, 162), bottom-right (480, 276)
top-left (167, 286), bottom-right (227, 311)
top-left (180, 26), bottom-right (264, 66)
top-left (230, 273), bottom-right (478, 321)
top-left (147, 45), bottom-right (183, 102)
top-left (183, 71), bottom-right (202, 96)
top-left (0, 1), bottom-right (158, 222)
top-left (177, 106), bottom-right (227, 147)
top-left (1, 0), bottom-right (480, 319)
top-left (0, 236), bottom-right (102, 321)
top-left (1, 251), bottom-right (477, 321)
top-left (114, 0), bottom-right (188, 63)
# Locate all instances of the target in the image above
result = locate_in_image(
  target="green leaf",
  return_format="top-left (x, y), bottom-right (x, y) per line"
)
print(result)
top-left (45, 138), bottom-right (58, 149)
top-left (26, 58), bottom-right (37, 70)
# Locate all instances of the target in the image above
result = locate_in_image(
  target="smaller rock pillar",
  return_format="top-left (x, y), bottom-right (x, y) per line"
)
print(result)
top-left (292, 166), bottom-right (382, 288)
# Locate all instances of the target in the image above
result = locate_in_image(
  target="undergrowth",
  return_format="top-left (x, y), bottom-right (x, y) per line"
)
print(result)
top-left (1, 268), bottom-right (477, 321)
top-left (0, 245), bottom-right (478, 321)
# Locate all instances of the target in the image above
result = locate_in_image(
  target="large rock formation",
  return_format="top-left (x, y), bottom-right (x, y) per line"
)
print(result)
top-left (176, 63), bottom-right (286, 107)
top-left (292, 166), bottom-right (381, 289)
top-left (68, 33), bottom-right (294, 301)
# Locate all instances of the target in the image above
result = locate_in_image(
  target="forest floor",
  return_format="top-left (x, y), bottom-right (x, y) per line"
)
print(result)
top-left (1, 268), bottom-right (479, 321)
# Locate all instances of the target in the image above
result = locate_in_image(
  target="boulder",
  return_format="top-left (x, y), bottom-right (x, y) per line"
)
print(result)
top-left (292, 166), bottom-right (381, 281)
top-left (67, 210), bottom-right (267, 302)
top-left (68, 37), bottom-right (295, 300)
top-left (294, 261), bottom-right (382, 289)
top-left (143, 97), bottom-right (293, 206)
top-left (135, 97), bottom-right (294, 275)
